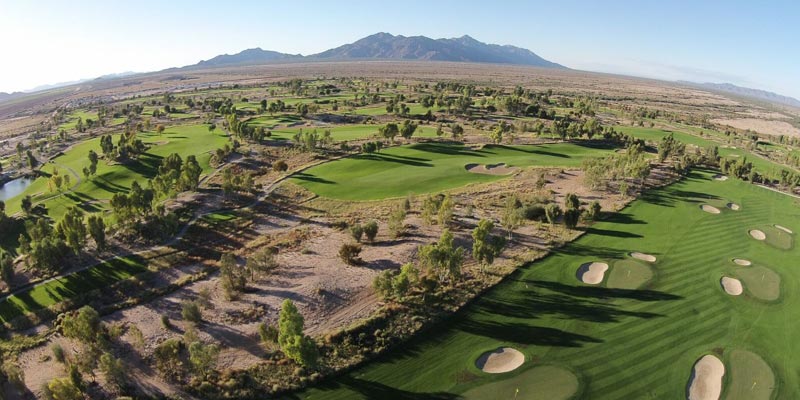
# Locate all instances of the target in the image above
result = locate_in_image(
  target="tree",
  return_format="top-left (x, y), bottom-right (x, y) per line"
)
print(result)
top-left (61, 306), bottom-right (102, 344)
top-left (400, 120), bottom-right (418, 141)
top-left (156, 124), bottom-right (165, 135)
top-left (20, 195), bottom-right (32, 215)
top-left (26, 150), bottom-right (38, 170)
top-left (472, 219), bottom-right (506, 271)
top-left (379, 123), bottom-right (399, 142)
top-left (586, 201), bottom-right (602, 221)
top-left (500, 196), bottom-right (522, 240)
top-left (418, 229), bottom-right (465, 283)
top-left (545, 203), bottom-right (562, 224)
top-left (246, 247), bottom-right (278, 280)
top-left (437, 194), bottom-right (455, 226)
top-left (56, 207), bottom-right (87, 256)
top-left (363, 220), bottom-right (379, 242)
top-left (388, 206), bottom-right (406, 238)
top-left (278, 299), bottom-right (318, 368)
top-left (219, 253), bottom-right (245, 300)
top-left (99, 352), bottom-right (127, 391)
top-left (46, 377), bottom-right (83, 400)
top-left (563, 208), bottom-right (582, 229)
top-left (87, 215), bottom-right (106, 251)
top-left (188, 341), bottom-right (219, 377)
top-left (87, 150), bottom-right (99, 177)
top-left (0, 251), bottom-right (13, 285)
top-left (564, 193), bottom-right (580, 211)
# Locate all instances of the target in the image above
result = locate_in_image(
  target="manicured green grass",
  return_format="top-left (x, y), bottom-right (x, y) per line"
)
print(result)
top-left (268, 124), bottom-right (440, 142)
top-left (756, 225), bottom-right (793, 250)
top-left (298, 170), bottom-right (799, 399)
top-left (461, 365), bottom-right (580, 400)
top-left (606, 259), bottom-right (654, 289)
top-left (244, 114), bottom-right (303, 129)
top-left (290, 142), bottom-right (616, 200)
top-left (4, 124), bottom-right (229, 220)
top-left (0, 255), bottom-right (148, 323)
top-left (59, 110), bottom-right (98, 131)
top-left (734, 265), bottom-right (780, 301)
top-left (725, 350), bottom-right (775, 400)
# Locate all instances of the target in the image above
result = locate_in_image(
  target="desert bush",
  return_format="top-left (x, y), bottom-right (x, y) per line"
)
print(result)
top-left (181, 301), bottom-right (202, 324)
top-left (339, 243), bottom-right (362, 265)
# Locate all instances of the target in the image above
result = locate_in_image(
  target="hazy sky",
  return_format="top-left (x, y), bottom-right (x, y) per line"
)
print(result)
top-left (1, 0), bottom-right (798, 97)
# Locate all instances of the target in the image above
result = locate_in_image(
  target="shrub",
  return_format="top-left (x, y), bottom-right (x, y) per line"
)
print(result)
top-left (522, 204), bottom-right (547, 221)
top-left (349, 224), bottom-right (364, 242)
top-left (52, 344), bottom-right (65, 364)
top-left (362, 221), bottom-right (379, 242)
top-left (338, 243), bottom-right (362, 265)
top-left (273, 160), bottom-right (288, 172)
top-left (181, 301), bottom-right (202, 323)
top-left (161, 315), bottom-right (172, 330)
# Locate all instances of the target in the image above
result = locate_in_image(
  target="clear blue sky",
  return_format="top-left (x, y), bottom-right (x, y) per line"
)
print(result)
top-left (1, 0), bottom-right (798, 98)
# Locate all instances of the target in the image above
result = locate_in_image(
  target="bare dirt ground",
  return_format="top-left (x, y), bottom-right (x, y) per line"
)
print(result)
top-left (712, 118), bottom-right (800, 137)
top-left (15, 162), bottom-right (627, 398)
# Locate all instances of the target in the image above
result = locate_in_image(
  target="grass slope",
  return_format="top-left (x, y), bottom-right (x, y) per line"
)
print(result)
top-left (290, 142), bottom-right (615, 200)
top-left (268, 124), bottom-right (440, 142)
top-left (4, 124), bottom-right (229, 220)
top-left (297, 170), bottom-right (799, 399)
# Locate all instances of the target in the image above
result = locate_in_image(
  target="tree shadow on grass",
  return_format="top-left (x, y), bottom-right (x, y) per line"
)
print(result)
top-left (488, 144), bottom-right (570, 158)
top-left (292, 375), bottom-right (461, 400)
top-left (459, 320), bottom-right (603, 347)
top-left (353, 153), bottom-right (433, 167)
top-left (292, 173), bottom-right (336, 184)
top-left (411, 143), bottom-right (487, 157)
top-left (525, 280), bottom-right (681, 302)
top-left (584, 227), bottom-right (643, 239)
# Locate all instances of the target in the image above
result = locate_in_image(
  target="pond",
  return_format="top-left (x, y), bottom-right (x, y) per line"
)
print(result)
top-left (0, 177), bottom-right (33, 202)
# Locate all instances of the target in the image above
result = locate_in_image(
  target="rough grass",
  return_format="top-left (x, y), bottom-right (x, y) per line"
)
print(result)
top-left (299, 169), bottom-right (797, 399)
top-left (290, 142), bottom-right (615, 200)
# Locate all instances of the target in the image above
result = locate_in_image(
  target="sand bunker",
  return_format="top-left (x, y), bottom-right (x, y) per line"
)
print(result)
top-left (749, 230), bottom-right (766, 240)
top-left (687, 355), bottom-right (725, 400)
top-left (630, 252), bottom-right (656, 263)
top-left (700, 205), bottom-right (721, 214)
top-left (726, 203), bottom-right (740, 211)
top-left (577, 262), bottom-right (609, 285)
top-left (732, 258), bottom-right (751, 266)
top-left (475, 347), bottom-right (525, 373)
top-left (721, 277), bottom-right (743, 296)
top-left (712, 174), bottom-right (729, 181)
top-left (775, 225), bottom-right (793, 234)
top-left (465, 163), bottom-right (519, 175)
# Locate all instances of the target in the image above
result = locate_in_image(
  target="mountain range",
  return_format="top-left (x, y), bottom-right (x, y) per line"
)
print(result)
top-left (187, 33), bottom-right (564, 69)
top-left (680, 81), bottom-right (800, 108)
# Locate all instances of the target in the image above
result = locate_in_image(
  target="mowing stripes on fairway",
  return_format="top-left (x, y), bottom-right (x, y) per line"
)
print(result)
top-left (298, 170), bottom-right (800, 399)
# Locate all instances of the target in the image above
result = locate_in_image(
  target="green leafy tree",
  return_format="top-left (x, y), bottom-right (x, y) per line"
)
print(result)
top-left (61, 306), bottom-right (102, 344)
top-left (188, 341), bottom-right (219, 377)
top-left (379, 123), bottom-right (399, 142)
top-left (472, 219), bottom-right (506, 271)
top-left (500, 196), bottom-right (522, 240)
top-left (219, 253), bottom-right (245, 300)
top-left (400, 120), bottom-right (418, 141)
top-left (181, 300), bottom-right (202, 323)
top-left (20, 195), bottom-right (32, 215)
top-left (363, 220), bottom-right (379, 242)
top-left (437, 194), bottom-right (455, 226)
top-left (278, 299), bottom-right (318, 368)
top-left (56, 207), bottom-right (87, 256)
top-left (0, 251), bottom-right (13, 286)
top-left (46, 377), bottom-right (83, 400)
top-left (418, 229), bottom-right (465, 283)
top-left (349, 224), bottom-right (364, 242)
top-left (87, 215), bottom-right (106, 251)
top-left (99, 352), bottom-right (127, 391)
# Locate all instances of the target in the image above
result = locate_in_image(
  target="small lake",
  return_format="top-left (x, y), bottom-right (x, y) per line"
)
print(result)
top-left (0, 177), bottom-right (33, 202)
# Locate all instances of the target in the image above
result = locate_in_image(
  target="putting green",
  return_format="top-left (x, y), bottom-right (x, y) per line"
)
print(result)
top-left (725, 350), bottom-right (775, 400)
top-left (607, 259), bottom-right (654, 289)
top-left (734, 265), bottom-right (781, 301)
top-left (462, 365), bottom-right (579, 400)
top-left (290, 142), bottom-right (615, 200)
top-left (755, 225), bottom-right (793, 250)
top-left (298, 170), bottom-right (800, 399)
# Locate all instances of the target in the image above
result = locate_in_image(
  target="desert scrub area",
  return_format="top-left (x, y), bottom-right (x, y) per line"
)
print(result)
top-left (0, 64), bottom-right (798, 400)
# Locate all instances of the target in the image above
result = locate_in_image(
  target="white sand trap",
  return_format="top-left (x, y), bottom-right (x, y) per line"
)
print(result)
top-left (749, 230), bottom-right (766, 241)
top-left (687, 355), bottom-right (725, 400)
top-left (726, 203), bottom-right (740, 211)
top-left (721, 277), bottom-right (743, 296)
top-left (465, 163), bottom-right (519, 175)
top-left (775, 225), bottom-right (793, 234)
top-left (577, 262), bottom-right (609, 285)
top-left (732, 258), bottom-right (751, 266)
top-left (475, 347), bottom-right (525, 373)
top-left (712, 174), bottom-right (729, 181)
top-left (700, 205), bottom-right (721, 214)
top-left (630, 252), bottom-right (657, 263)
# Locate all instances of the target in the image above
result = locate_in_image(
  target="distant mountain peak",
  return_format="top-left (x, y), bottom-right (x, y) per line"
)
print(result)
top-left (310, 33), bottom-right (565, 68)
top-left (681, 81), bottom-right (800, 108)
top-left (182, 33), bottom-right (565, 70)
